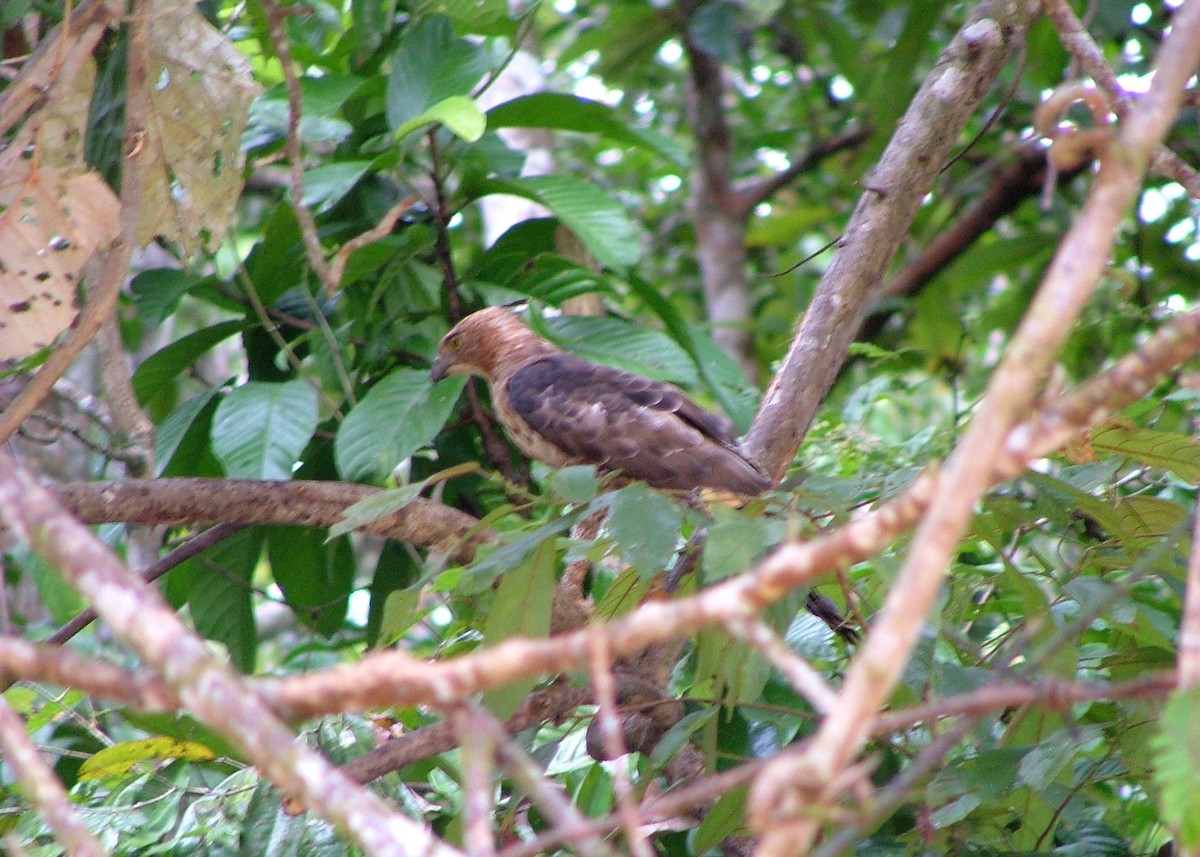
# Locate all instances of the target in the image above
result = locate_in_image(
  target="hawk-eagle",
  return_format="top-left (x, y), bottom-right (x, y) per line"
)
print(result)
top-left (430, 307), bottom-right (770, 495)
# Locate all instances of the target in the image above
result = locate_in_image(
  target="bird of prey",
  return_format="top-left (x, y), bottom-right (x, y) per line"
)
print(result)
top-left (429, 307), bottom-right (771, 495)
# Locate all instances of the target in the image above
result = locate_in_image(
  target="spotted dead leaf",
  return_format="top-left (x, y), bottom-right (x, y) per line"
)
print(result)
top-left (0, 151), bottom-right (120, 362)
top-left (139, 3), bottom-right (261, 254)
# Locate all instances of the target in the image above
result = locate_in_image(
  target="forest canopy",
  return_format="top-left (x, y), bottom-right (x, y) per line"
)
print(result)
top-left (2, 1), bottom-right (1200, 855)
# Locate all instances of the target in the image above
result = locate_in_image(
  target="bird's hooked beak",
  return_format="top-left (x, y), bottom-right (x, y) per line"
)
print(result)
top-left (430, 351), bottom-right (453, 383)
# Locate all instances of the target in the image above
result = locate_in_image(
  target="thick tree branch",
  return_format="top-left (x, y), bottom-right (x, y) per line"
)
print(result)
top-left (0, 454), bottom-right (464, 857)
top-left (744, 0), bottom-right (1040, 480)
top-left (52, 478), bottom-right (491, 564)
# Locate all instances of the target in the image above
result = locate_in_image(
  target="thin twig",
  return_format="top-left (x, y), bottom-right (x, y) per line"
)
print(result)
top-left (259, 0), bottom-right (336, 292)
top-left (588, 628), bottom-right (653, 857)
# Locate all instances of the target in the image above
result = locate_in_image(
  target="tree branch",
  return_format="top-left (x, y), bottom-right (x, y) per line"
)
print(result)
top-left (52, 478), bottom-right (491, 564)
top-left (743, 0), bottom-right (1040, 481)
top-left (0, 454), bottom-right (465, 857)
top-left (0, 0), bottom-right (150, 446)
top-left (749, 3), bottom-right (1200, 850)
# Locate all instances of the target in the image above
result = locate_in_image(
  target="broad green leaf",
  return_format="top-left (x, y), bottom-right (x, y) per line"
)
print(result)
top-left (691, 786), bottom-right (746, 854)
top-left (625, 272), bottom-right (759, 431)
top-left (376, 587), bottom-right (422, 648)
top-left (156, 388), bottom-right (223, 478)
top-left (14, 546), bottom-right (84, 624)
top-left (930, 794), bottom-right (981, 829)
top-left (171, 527), bottom-right (263, 673)
top-left (366, 541), bottom-right (423, 648)
top-left (687, 0), bottom-right (740, 61)
top-left (607, 484), bottom-right (684, 580)
top-left (474, 175), bottom-right (641, 270)
top-left (482, 537), bottom-right (557, 719)
top-left (300, 160), bottom-right (374, 210)
top-left (649, 709), bottom-right (717, 769)
top-left (1092, 423), bottom-right (1200, 483)
top-left (592, 567), bottom-right (653, 620)
top-left (393, 95), bottom-right (486, 142)
top-left (211, 380), bottom-right (318, 480)
top-left (330, 462), bottom-right (479, 538)
top-left (78, 738), bottom-right (215, 782)
top-left (456, 512), bottom-right (580, 595)
top-left (130, 268), bottom-right (199, 328)
top-left (335, 369), bottom-right (466, 482)
top-left (266, 526), bottom-right (354, 636)
top-left (545, 465), bottom-right (600, 505)
top-left (1017, 726), bottom-right (1101, 790)
top-left (702, 516), bottom-right (784, 582)
top-left (544, 314), bottom-right (697, 386)
top-left (132, 320), bottom-right (245, 404)
top-left (487, 93), bottom-right (686, 166)
top-left (1153, 684), bottom-right (1200, 848)
top-left (1114, 495), bottom-right (1189, 540)
top-left (386, 16), bottom-right (491, 131)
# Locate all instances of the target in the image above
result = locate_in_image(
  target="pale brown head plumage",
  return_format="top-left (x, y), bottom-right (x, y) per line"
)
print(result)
top-left (430, 307), bottom-right (558, 384)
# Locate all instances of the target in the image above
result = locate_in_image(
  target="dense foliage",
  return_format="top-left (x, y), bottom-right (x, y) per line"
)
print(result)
top-left (2, 1), bottom-right (1200, 855)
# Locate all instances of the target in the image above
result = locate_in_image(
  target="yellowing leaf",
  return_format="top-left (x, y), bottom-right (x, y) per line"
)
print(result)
top-left (78, 737), bottom-right (216, 782)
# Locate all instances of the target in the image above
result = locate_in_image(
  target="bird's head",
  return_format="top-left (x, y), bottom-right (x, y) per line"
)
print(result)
top-left (430, 306), bottom-right (558, 383)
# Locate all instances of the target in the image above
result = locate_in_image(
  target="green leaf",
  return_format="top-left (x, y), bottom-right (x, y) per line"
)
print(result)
top-left (482, 537), bottom-right (557, 719)
top-left (474, 175), bottom-right (641, 270)
top-left (300, 160), bottom-right (374, 210)
top-left (702, 516), bottom-right (783, 582)
top-left (607, 484), bottom-right (684, 580)
top-left (386, 16), bottom-right (491, 131)
top-left (545, 465), bottom-right (600, 505)
top-left (335, 369), bottom-right (466, 482)
top-left (130, 268), bottom-right (198, 328)
top-left (487, 93), bottom-right (686, 166)
top-left (691, 785), bottom-right (746, 854)
top-left (266, 527), bottom-right (354, 636)
top-left (330, 462), bottom-right (478, 539)
top-left (1154, 684), bottom-right (1200, 848)
top-left (1091, 423), bottom-right (1200, 483)
top-left (687, 0), bottom-right (740, 62)
top-left (132, 320), bottom-right (245, 404)
top-left (155, 388), bottom-right (220, 477)
top-left (393, 95), bottom-right (486, 142)
top-left (211, 380), bottom-right (318, 480)
top-left (1017, 726), bottom-right (1100, 790)
top-left (366, 541), bottom-right (423, 648)
top-left (172, 527), bottom-right (263, 673)
top-left (648, 709), bottom-right (716, 769)
top-left (592, 567), bottom-right (653, 620)
top-left (457, 512), bottom-right (580, 595)
top-left (625, 273), bottom-right (759, 431)
top-left (544, 314), bottom-right (697, 386)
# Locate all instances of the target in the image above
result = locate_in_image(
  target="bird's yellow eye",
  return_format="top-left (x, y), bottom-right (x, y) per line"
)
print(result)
top-left (448, 334), bottom-right (463, 351)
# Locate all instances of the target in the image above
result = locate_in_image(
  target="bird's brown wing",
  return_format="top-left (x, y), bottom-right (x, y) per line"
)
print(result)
top-left (502, 354), bottom-right (769, 494)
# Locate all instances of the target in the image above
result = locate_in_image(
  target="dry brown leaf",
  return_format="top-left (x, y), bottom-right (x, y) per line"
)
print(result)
top-left (138, 3), bottom-right (261, 255)
top-left (0, 153), bottom-right (120, 361)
